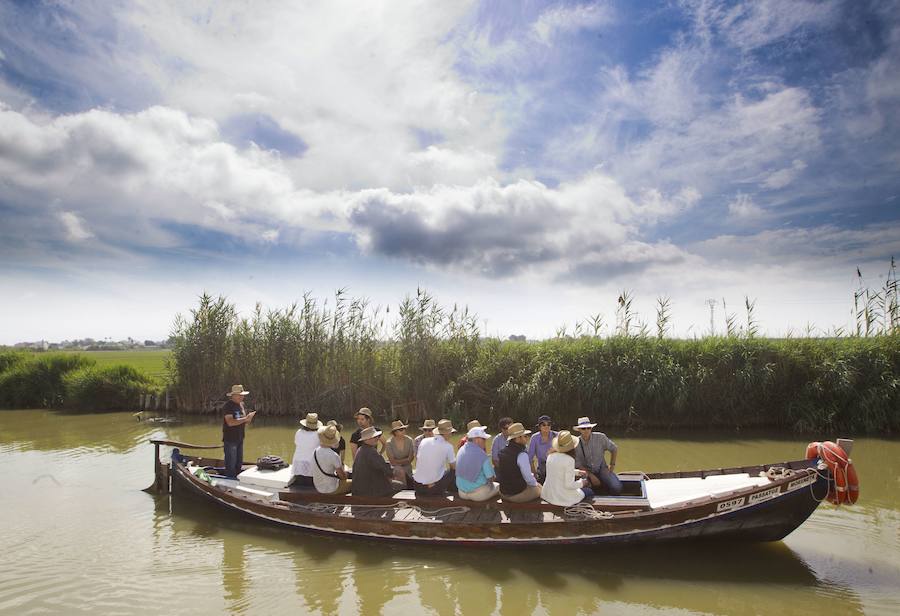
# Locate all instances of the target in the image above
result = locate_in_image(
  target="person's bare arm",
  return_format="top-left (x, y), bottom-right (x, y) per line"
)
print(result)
top-left (224, 411), bottom-right (255, 426)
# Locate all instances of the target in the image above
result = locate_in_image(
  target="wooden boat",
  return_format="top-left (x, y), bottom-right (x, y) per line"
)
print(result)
top-left (147, 439), bottom-right (838, 546)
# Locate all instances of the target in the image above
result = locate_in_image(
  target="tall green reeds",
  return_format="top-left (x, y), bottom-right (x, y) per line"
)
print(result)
top-left (168, 261), bottom-right (900, 433)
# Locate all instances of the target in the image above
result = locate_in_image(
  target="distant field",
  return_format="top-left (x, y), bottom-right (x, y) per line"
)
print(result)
top-left (59, 349), bottom-right (171, 380)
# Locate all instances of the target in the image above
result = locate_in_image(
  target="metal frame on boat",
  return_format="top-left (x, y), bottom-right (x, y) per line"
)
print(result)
top-left (148, 439), bottom-right (832, 546)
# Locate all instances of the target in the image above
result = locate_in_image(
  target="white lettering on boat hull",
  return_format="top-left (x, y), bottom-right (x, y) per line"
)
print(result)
top-left (749, 487), bottom-right (781, 504)
top-left (787, 474), bottom-right (816, 491)
top-left (717, 497), bottom-right (745, 512)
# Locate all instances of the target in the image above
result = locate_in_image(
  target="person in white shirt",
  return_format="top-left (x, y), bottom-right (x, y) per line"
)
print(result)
top-left (292, 412), bottom-right (322, 488)
top-left (542, 430), bottom-right (594, 506)
top-left (412, 419), bottom-right (457, 496)
top-left (311, 423), bottom-right (351, 495)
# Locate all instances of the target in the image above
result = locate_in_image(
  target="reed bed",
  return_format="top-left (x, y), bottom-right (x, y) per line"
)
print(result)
top-left (167, 265), bottom-right (899, 434)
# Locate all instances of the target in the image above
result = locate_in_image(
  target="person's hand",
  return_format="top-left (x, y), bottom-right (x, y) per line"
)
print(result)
top-left (247, 411), bottom-right (257, 422)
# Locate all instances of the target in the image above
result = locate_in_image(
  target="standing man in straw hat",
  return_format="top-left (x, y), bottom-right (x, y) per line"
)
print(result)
top-left (412, 419), bottom-right (457, 496)
top-left (573, 416), bottom-right (622, 495)
top-left (312, 423), bottom-right (351, 495)
top-left (222, 384), bottom-right (257, 477)
top-left (292, 412), bottom-right (323, 487)
top-left (497, 422), bottom-right (542, 502)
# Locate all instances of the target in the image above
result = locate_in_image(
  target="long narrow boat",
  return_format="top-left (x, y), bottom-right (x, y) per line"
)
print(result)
top-left (148, 439), bottom-right (847, 546)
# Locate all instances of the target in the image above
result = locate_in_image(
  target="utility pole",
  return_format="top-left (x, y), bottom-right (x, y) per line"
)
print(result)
top-left (705, 299), bottom-right (717, 336)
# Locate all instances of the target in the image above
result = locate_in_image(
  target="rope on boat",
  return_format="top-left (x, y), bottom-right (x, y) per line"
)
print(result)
top-left (563, 503), bottom-right (615, 520)
top-left (763, 466), bottom-right (795, 480)
top-left (283, 500), bottom-right (469, 519)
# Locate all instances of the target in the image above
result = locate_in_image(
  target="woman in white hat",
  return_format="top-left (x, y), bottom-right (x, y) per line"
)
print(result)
top-left (542, 431), bottom-right (594, 506)
top-left (292, 412), bottom-right (323, 487)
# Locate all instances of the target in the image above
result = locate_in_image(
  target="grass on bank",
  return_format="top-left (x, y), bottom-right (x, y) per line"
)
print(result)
top-left (0, 351), bottom-right (157, 411)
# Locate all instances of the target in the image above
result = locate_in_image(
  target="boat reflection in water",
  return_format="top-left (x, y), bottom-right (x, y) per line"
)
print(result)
top-left (165, 494), bottom-right (861, 616)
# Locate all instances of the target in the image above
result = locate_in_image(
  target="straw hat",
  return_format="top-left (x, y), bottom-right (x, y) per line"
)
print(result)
top-left (300, 412), bottom-right (321, 429)
top-left (355, 407), bottom-right (373, 419)
top-left (436, 419), bottom-right (456, 435)
top-left (466, 426), bottom-right (491, 440)
top-left (227, 384), bottom-right (249, 397)
top-left (573, 416), bottom-right (597, 430)
top-left (327, 419), bottom-right (343, 432)
top-left (419, 419), bottom-right (436, 431)
top-left (466, 419), bottom-right (481, 431)
top-left (553, 430), bottom-right (578, 453)
top-left (359, 426), bottom-right (382, 441)
top-left (506, 422), bottom-right (531, 439)
top-left (318, 424), bottom-right (340, 448)
top-left (390, 419), bottom-right (409, 432)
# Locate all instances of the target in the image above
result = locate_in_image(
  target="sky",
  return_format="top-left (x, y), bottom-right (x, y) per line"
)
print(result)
top-left (1, 0), bottom-right (899, 344)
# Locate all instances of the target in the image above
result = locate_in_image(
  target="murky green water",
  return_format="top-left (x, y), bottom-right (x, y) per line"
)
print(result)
top-left (1, 410), bottom-right (898, 615)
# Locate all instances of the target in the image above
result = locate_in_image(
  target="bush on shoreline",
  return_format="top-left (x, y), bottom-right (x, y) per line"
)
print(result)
top-left (168, 293), bottom-right (900, 434)
top-left (63, 365), bottom-right (154, 411)
top-left (0, 352), bottom-right (152, 411)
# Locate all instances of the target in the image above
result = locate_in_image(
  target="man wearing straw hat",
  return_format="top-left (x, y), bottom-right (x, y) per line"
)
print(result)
top-left (351, 426), bottom-right (405, 497)
top-left (292, 412), bottom-right (323, 487)
top-left (312, 423), bottom-right (351, 495)
top-left (413, 419), bottom-right (436, 456)
top-left (573, 416), bottom-right (622, 495)
top-left (412, 419), bottom-right (457, 497)
top-left (497, 422), bottom-right (542, 502)
top-left (222, 384), bottom-right (256, 477)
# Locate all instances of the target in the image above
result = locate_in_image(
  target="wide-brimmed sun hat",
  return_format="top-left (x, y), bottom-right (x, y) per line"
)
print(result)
top-left (390, 419), bottom-right (409, 433)
top-left (553, 430), bottom-right (578, 453)
top-left (466, 419), bottom-right (481, 431)
top-left (300, 412), bottom-right (321, 429)
top-left (318, 424), bottom-right (341, 448)
top-left (355, 407), bottom-right (373, 419)
top-left (573, 416), bottom-right (597, 430)
top-left (327, 419), bottom-right (343, 432)
top-left (420, 419), bottom-right (436, 431)
top-left (436, 419), bottom-right (456, 435)
top-left (227, 384), bottom-right (249, 397)
top-left (466, 426), bottom-right (491, 440)
top-left (506, 422), bottom-right (531, 439)
top-left (359, 426), bottom-right (382, 441)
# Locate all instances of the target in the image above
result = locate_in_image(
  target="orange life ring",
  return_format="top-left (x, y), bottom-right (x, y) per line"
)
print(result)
top-left (805, 441), bottom-right (820, 460)
top-left (808, 440), bottom-right (859, 505)
top-left (845, 462), bottom-right (859, 504)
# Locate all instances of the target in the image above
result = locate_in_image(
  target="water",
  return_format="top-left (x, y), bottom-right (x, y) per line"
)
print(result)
top-left (1, 409), bottom-right (898, 615)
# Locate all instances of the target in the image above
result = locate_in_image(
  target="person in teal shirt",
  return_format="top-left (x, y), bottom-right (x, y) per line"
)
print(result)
top-left (456, 426), bottom-right (499, 501)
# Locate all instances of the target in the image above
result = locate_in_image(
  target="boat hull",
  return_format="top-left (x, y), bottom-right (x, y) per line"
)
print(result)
top-left (169, 457), bottom-right (829, 547)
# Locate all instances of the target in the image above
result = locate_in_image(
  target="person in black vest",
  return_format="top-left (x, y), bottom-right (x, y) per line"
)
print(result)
top-left (350, 426), bottom-right (405, 497)
top-left (497, 422), bottom-right (542, 502)
top-left (222, 384), bottom-right (256, 477)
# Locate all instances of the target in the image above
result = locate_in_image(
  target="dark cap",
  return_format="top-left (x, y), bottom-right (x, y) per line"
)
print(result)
top-left (535, 415), bottom-right (552, 427)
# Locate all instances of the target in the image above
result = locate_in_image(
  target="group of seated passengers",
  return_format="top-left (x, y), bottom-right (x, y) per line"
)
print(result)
top-left (290, 407), bottom-right (622, 505)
